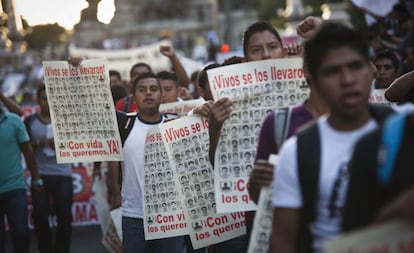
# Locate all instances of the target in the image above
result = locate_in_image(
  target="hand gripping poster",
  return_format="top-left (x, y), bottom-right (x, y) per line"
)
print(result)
top-left (143, 126), bottom-right (188, 240)
top-left (207, 58), bottom-right (308, 213)
top-left (159, 116), bottom-right (246, 249)
top-left (42, 60), bottom-right (123, 163)
top-left (159, 99), bottom-right (205, 117)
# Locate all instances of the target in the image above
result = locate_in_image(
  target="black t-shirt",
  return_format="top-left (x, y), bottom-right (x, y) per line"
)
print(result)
top-left (342, 114), bottom-right (414, 232)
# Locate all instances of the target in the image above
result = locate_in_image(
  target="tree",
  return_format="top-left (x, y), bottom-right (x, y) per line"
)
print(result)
top-left (24, 23), bottom-right (67, 50)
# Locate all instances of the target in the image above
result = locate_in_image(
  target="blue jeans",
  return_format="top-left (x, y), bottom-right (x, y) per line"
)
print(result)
top-left (0, 188), bottom-right (30, 253)
top-left (31, 175), bottom-right (73, 253)
top-left (122, 216), bottom-right (185, 253)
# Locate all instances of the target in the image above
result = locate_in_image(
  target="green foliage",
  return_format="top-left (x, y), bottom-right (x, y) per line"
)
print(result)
top-left (24, 23), bottom-right (67, 50)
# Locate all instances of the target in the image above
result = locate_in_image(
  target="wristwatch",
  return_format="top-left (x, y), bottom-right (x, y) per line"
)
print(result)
top-left (32, 178), bottom-right (43, 186)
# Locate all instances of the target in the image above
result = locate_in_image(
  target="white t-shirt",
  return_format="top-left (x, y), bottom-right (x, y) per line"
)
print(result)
top-left (122, 116), bottom-right (164, 218)
top-left (272, 116), bottom-right (377, 253)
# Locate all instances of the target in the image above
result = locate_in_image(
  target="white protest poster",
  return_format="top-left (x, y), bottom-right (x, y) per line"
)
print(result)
top-left (42, 60), bottom-right (123, 163)
top-left (69, 41), bottom-right (171, 80)
top-left (101, 214), bottom-right (122, 253)
top-left (159, 99), bottom-right (205, 116)
top-left (110, 208), bottom-right (122, 241)
top-left (159, 116), bottom-right (246, 249)
top-left (324, 220), bottom-right (414, 253)
top-left (369, 89), bottom-right (393, 105)
top-left (247, 155), bottom-right (279, 253)
top-left (207, 58), bottom-right (308, 213)
top-left (142, 126), bottom-right (188, 240)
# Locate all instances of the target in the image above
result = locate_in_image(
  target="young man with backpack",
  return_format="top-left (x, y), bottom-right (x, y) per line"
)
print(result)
top-left (270, 22), bottom-right (394, 253)
top-left (108, 72), bottom-right (182, 253)
top-left (343, 112), bottom-right (414, 231)
top-left (24, 84), bottom-right (73, 253)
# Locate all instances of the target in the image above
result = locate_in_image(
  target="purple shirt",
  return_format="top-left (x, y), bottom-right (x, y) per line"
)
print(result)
top-left (256, 103), bottom-right (314, 160)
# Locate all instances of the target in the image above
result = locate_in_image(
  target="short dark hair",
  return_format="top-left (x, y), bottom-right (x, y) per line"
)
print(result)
top-left (130, 62), bottom-right (152, 78)
top-left (156, 71), bottom-right (179, 87)
top-left (132, 72), bottom-right (160, 93)
top-left (373, 49), bottom-right (400, 70)
top-left (109, 70), bottom-right (122, 80)
top-left (304, 22), bottom-right (370, 81)
top-left (222, 56), bottom-right (243, 66)
top-left (197, 63), bottom-right (220, 90)
top-left (243, 21), bottom-right (283, 56)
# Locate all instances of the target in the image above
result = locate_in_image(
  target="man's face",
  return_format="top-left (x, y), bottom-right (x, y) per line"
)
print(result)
top-left (374, 58), bottom-right (398, 89)
top-left (110, 75), bottom-right (122, 87)
top-left (245, 30), bottom-right (286, 61)
top-left (314, 46), bottom-right (372, 118)
top-left (134, 77), bottom-right (162, 113)
top-left (160, 79), bottom-right (180, 103)
top-left (37, 90), bottom-right (49, 114)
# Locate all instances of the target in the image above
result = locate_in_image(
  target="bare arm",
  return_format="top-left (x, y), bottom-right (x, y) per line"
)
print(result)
top-left (0, 92), bottom-right (23, 116)
top-left (385, 70), bottom-right (414, 102)
top-left (208, 98), bottom-right (232, 166)
top-left (107, 161), bottom-right (121, 209)
top-left (269, 207), bottom-right (300, 253)
top-left (248, 159), bottom-right (274, 203)
top-left (20, 142), bottom-right (43, 193)
top-left (375, 184), bottom-right (414, 222)
top-left (160, 45), bottom-right (191, 88)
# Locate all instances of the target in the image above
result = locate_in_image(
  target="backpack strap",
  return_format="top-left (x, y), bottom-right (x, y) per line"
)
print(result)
top-left (377, 113), bottom-right (407, 185)
top-left (274, 107), bottom-right (292, 150)
top-left (117, 111), bottom-right (137, 146)
top-left (296, 121), bottom-right (320, 253)
top-left (122, 95), bottom-right (133, 112)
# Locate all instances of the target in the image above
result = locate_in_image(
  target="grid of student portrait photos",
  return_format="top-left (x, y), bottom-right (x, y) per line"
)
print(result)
top-left (143, 135), bottom-right (183, 218)
top-left (247, 186), bottom-right (274, 253)
top-left (142, 127), bottom-right (188, 240)
top-left (46, 74), bottom-right (117, 144)
top-left (170, 129), bottom-right (216, 231)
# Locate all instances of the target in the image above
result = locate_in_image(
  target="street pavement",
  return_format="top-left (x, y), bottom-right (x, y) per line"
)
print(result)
top-left (6, 225), bottom-right (108, 253)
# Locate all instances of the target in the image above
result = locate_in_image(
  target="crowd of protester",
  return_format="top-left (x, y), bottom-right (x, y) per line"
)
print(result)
top-left (1, 1), bottom-right (414, 252)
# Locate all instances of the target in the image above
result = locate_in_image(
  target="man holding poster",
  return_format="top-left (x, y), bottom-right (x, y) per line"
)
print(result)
top-left (109, 72), bottom-right (183, 253)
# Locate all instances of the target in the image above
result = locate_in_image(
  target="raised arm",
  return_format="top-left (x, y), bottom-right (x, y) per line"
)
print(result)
top-left (0, 91), bottom-right (23, 116)
top-left (160, 45), bottom-right (191, 88)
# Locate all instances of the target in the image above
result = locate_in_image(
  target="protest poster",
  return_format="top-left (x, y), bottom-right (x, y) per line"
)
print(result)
top-left (324, 219), bottom-right (414, 253)
top-left (369, 89), bottom-right (393, 105)
top-left (207, 58), bottom-right (308, 213)
top-left (159, 99), bottom-right (205, 116)
top-left (42, 60), bottom-right (123, 163)
top-left (68, 41), bottom-right (171, 80)
top-left (159, 116), bottom-right (246, 249)
top-left (247, 155), bottom-right (279, 253)
top-left (101, 213), bottom-right (122, 253)
top-left (110, 208), bottom-right (122, 241)
top-left (143, 126), bottom-right (188, 240)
